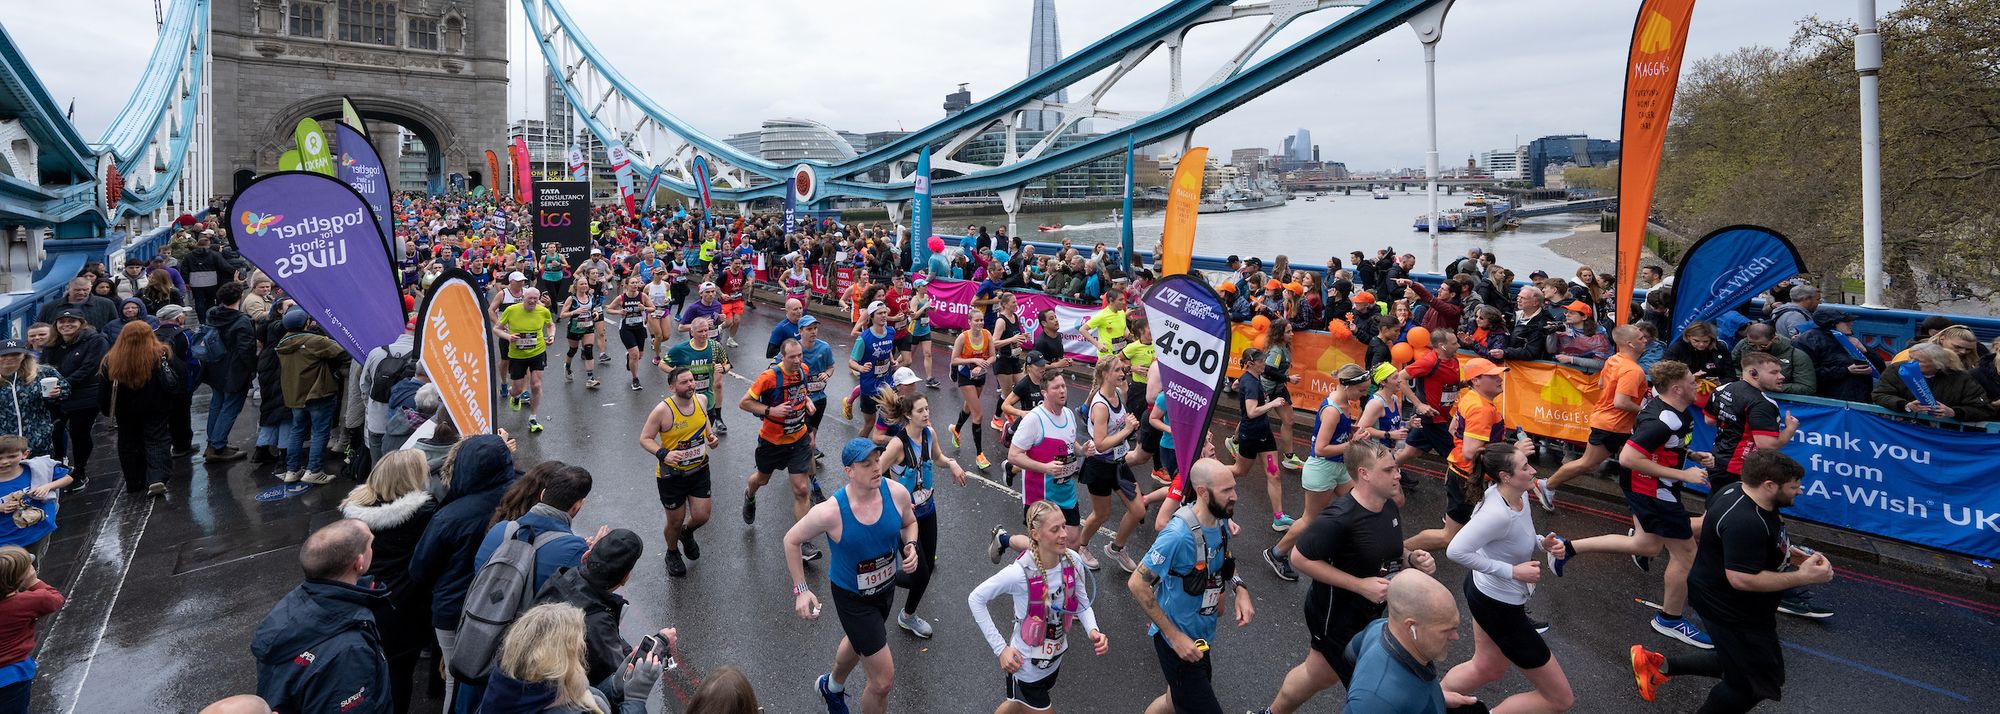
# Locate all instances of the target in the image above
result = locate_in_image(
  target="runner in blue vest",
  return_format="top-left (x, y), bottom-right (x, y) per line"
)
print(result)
top-left (846, 303), bottom-right (898, 426)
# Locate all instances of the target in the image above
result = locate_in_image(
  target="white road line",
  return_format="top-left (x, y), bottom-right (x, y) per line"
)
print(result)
top-left (54, 488), bottom-right (156, 714)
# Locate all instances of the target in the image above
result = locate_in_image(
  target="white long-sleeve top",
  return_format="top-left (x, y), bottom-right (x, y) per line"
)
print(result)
top-left (967, 549), bottom-right (1101, 684)
top-left (1446, 485), bottom-right (1541, 605)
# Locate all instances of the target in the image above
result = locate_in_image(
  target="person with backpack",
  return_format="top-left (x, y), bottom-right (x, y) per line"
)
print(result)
top-left (250, 519), bottom-right (392, 714)
top-left (152, 305), bottom-right (200, 457)
top-left (360, 320), bottom-right (418, 475)
top-left (452, 464), bottom-right (596, 708)
top-left (408, 434), bottom-right (518, 711)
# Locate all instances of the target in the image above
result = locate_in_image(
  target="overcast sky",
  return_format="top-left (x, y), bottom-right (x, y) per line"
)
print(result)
top-left (16, 0), bottom-right (1892, 171)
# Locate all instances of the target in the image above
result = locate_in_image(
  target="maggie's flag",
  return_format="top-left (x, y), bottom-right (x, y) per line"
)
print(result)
top-left (1615, 0), bottom-right (1697, 325)
top-left (415, 269), bottom-right (498, 436)
top-left (1161, 148), bottom-right (1207, 277)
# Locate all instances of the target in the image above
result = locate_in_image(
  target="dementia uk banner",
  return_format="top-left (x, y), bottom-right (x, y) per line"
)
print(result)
top-left (226, 171), bottom-right (403, 361)
top-left (1143, 275), bottom-right (1230, 478)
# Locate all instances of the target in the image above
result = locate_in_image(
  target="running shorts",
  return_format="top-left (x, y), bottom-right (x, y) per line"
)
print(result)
top-left (1464, 571), bottom-right (1551, 669)
top-left (830, 584), bottom-right (895, 657)
top-left (1405, 420), bottom-right (1451, 457)
top-left (620, 324), bottom-right (649, 350)
top-left (507, 352), bottom-right (548, 380)
top-left (654, 467), bottom-right (712, 510)
top-left (954, 369), bottom-right (988, 388)
top-left (1151, 633), bottom-right (1221, 714)
top-left (720, 300), bottom-right (745, 319)
top-left (1625, 491), bottom-right (1695, 540)
top-left (1300, 456), bottom-right (1352, 493)
top-left (894, 334), bottom-right (914, 352)
top-left (1234, 428), bottom-right (1278, 459)
top-left (994, 356), bottom-right (1023, 376)
top-left (1589, 427), bottom-right (1633, 478)
top-left (1003, 668), bottom-right (1061, 711)
top-left (1082, 458), bottom-right (1136, 500)
top-left (1444, 464), bottom-right (1474, 525)
top-left (754, 438), bottom-right (812, 475)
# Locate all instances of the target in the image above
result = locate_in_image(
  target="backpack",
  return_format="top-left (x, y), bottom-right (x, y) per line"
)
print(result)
top-left (188, 323), bottom-right (225, 369)
top-left (448, 522), bottom-right (572, 683)
top-left (368, 346), bottom-right (416, 403)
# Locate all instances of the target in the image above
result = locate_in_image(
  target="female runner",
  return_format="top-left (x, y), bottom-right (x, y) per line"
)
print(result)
top-left (967, 499), bottom-right (1109, 714)
top-left (1077, 357), bottom-right (1145, 572)
top-left (909, 279), bottom-right (937, 388)
top-left (1265, 364), bottom-right (1369, 581)
top-left (645, 268), bottom-right (674, 362)
top-left (605, 276), bottom-right (654, 391)
top-left (875, 391), bottom-right (969, 640)
top-left (950, 309), bottom-right (997, 471)
top-left (989, 292), bottom-right (1029, 432)
top-left (558, 279), bottom-right (603, 388)
top-left (1443, 443), bottom-right (1575, 712)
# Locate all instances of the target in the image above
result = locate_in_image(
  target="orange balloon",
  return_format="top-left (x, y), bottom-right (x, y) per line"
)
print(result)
top-left (1250, 315), bottom-right (1271, 334)
top-left (1390, 342), bottom-right (1414, 367)
top-left (1407, 326), bottom-right (1432, 350)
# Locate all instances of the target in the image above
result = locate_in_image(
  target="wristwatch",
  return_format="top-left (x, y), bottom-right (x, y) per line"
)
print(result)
top-left (792, 583), bottom-right (811, 596)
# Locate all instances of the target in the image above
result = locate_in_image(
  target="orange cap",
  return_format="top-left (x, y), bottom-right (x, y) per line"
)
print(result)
top-left (1461, 357), bottom-right (1507, 380)
top-left (1265, 279), bottom-right (1283, 291)
top-left (1353, 291), bottom-right (1376, 304)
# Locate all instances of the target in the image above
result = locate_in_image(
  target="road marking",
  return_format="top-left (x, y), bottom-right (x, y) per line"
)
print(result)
top-left (1781, 641), bottom-right (1971, 702)
top-left (50, 487), bottom-right (156, 714)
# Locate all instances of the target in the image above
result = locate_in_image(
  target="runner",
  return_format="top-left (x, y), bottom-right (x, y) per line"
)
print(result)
top-left (990, 291), bottom-right (1030, 432)
top-left (718, 257), bottom-right (749, 348)
top-left (666, 316), bottom-right (731, 437)
top-left (1079, 358), bottom-right (1146, 573)
top-left (782, 254), bottom-right (813, 306)
top-left (951, 309), bottom-right (997, 471)
top-left (494, 287), bottom-right (553, 434)
top-left (1129, 458), bottom-right (1253, 714)
top-left (645, 265), bottom-right (675, 360)
top-left (1261, 322), bottom-right (1306, 471)
top-left (742, 339), bottom-right (823, 561)
top-left (883, 272), bottom-right (914, 368)
top-left (640, 366), bottom-right (719, 577)
top-left (847, 303), bottom-right (897, 428)
top-left (800, 316), bottom-right (837, 466)
top-left (678, 281), bottom-right (727, 352)
top-left (669, 249), bottom-right (694, 314)
top-left (1396, 330), bottom-right (1458, 487)
top-left (537, 242), bottom-right (570, 302)
top-left (909, 278), bottom-right (939, 389)
top-left (998, 353), bottom-right (1056, 488)
top-left (1405, 358), bottom-right (1532, 552)
top-left (1707, 351), bottom-right (1825, 620)
top-left (1358, 363), bottom-right (1423, 486)
top-left (1441, 442), bottom-right (1575, 711)
top-left (558, 278), bottom-right (602, 388)
top-left (490, 271), bottom-right (530, 401)
top-left (606, 276), bottom-right (654, 391)
top-left (1264, 364), bottom-right (1369, 582)
top-left (967, 500), bottom-right (1110, 714)
top-left (1007, 373), bottom-right (1096, 562)
top-left (1226, 348), bottom-right (1294, 533)
top-left (786, 438), bottom-right (921, 714)
top-left (1534, 324), bottom-right (1650, 511)
top-left (1083, 289), bottom-right (1129, 364)
top-left (1547, 360), bottom-right (1718, 649)
top-left (875, 390), bottom-right (970, 639)
top-left (1030, 309), bottom-right (1075, 372)
top-left (1121, 317), bottom-right (1163, 483)
top-left (1631, 451), bottom-right (1832, 711)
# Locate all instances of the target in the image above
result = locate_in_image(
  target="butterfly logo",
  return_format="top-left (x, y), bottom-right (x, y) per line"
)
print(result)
top-left (240, 211), bottom-right (282, 235)
top-left (339, 154), bottom-right (357, 168)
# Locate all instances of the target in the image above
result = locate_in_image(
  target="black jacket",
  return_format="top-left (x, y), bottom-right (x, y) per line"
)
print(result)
top-left (257, 318), bottom-right (288, 426)
top-left (179, 247), bottom-right (233, 288)
top-left (250, 579), bottom-right (393, 714)
top-left (1872, 364), bottom-right (1997, 423)
top-left (1795, 327), bottom-right (1882, 403)
top-left (1664, 338), bottom-right (1737, 382)
top-left (342, 490), bottom-right (439, 658)
top-left (204, 305), bottom-right (259, 393)
top-left (1502, 309), bottom-right (1559, 362)
top-left (408, 435), bottom-right (520, 630)
top-left (42, 330), bottom-right (109, 414)
top-left (536, 567), bottom-right (631, 686)
top-left (35, 295), bottom-right (117, 329)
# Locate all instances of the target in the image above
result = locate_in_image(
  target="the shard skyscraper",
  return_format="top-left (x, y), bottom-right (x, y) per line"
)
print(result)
top-left (1024, 0), bottom-right (1067, 132)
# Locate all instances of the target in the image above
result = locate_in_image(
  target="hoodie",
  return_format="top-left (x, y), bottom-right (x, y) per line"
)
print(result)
top-left (275, 328), bottom-right (347, 408)
top-left (202, 304), bottom-right (258, 393)
top-left (408, 435), bottom-right (519, 630)
top-left (103, 297), bottom-right (159, 342)
top-left (536, 567), bottom-right (630, 687)
top-left (250, 579), bottom-right (393, 714)
top-left (1731, 334), bottom-right (1817, 395)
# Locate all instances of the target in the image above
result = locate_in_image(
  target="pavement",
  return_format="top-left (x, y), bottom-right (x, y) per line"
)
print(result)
top-left (29, 296), bottom-right (2000, 713)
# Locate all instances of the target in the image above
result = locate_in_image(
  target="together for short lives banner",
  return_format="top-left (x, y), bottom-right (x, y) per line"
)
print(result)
top-left (331, 122), bottom-right (398, 263)
top-left (415, 270), bottom-right (497, 436)
top-left (1143, 275), bottom-right (1231, 478)
top-left (1502, 360), bottom-right (2000, 560)
top-left (226, 172), bottom-right (404, 361)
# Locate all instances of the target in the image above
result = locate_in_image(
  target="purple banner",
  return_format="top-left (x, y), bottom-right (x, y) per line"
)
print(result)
top-left (227, 171), bottom-right (405, 361)
top-left (332, 122), bottom-right (397, 263)
top-left (1142, 275), bottom-right (1230, 478)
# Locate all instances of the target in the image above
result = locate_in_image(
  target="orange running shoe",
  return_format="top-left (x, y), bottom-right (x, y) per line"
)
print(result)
top-left (1630, 645), bottom-right (1670, 702)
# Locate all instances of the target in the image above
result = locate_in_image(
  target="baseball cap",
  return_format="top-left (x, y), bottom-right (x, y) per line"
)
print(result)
top-left (1353, 291), bottom-right (1376, 304)
top-left (894, 367), bottom-right (921, 386)
top-left (1023, 351), bottom-right (1050, 367)
top-left (1461, 357), bottom-right (1507, 380)
top-left (866, 301), bottom-right (888, 315)
top-left (508, 271), bottom-right (528, 282)
top-left (590, 247), bottom-right (603, 255)
top-left (156, 305), bottom-right (188, 322)
top-left (841, 437), bottom-right (885, 467)
top-left (1562, 299), bottom-right (1593, 317)
top-left (54, 308), bottom-right (87, 323)
top-left (0, 339), bottom-right (28, 357)
top-left (912, 277), bottom-right (929, 288)
top-left (581, 528), bottom-right (643, 588)
top-left (798, 315), bottom-right (819, 329)
top-left (282, 309), bottom-right (309, 331)
top-left (699, 281), bottom-right (718, 292)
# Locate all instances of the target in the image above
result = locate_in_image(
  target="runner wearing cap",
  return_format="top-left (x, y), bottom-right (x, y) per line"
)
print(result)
top-left (490, 271), bottom-right (530, 401)
top-left (606, 275), bottom-right (654, 391)
top-left (909, 278), bottom-right (939, 389)
top-left (799, 315), bottom-right (837, 464)
top-left (846, 302), bottom-right (898, 429)
top-left (786, 437), bottom-right (920, 714)
top-left (997, 351), bottom-right (1055, 487)
top-left (666, 316), bottom-right (732, 437)
top-left (1535, 323), bottom-right (1649, 512)
top-left (678, 281), bottom-right (727, 339)
top-left (1406, 357), bottom-right (1534, 552)
top-left (866, 368), bottom-right (924, 445)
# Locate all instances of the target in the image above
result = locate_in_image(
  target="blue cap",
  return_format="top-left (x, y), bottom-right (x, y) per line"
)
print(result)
top-left (798, 315), bottom-right (818, 329)
top-left (840, 437), bottom-right (884, 467)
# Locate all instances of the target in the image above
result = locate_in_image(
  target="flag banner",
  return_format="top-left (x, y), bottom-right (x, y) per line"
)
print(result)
top-left (911, 146), bottom-right (933, 268)
top-left (567, 143), bottom-right (587, 181)
top-left (485, 150), bottom-right (502, 194)
top-left (511, 137), bottom-right (533, 203)
top-left (339, 96), bottom-right (364, 134)
top-left (1614, 0), bottom-right (1698, 324)
top-left (534, 181), bottom-right (591, 280)
top-left (1161, 148), bottom-right (1207, 277)
top-left (414, 269), bottom-right (498, 436)
top-left (294, 118), bottom-right (335, 176)
top-left (331, 122), bottom-right (398, 263)
top-left (1222, 323), bottom-right (1368, 415)
top-left (226, 171), bottom-right (402, 361)
top-left (1898, 360), bottom-right (1937, 408)
top-left (1144, 274), bottom-right (1231, 478)
top-left (1500, 360), bottom-right (1595, 444)
top-left (641, 166), bottom-right (666, 212)
top-left (608, 141), bottom-right (637, 214)
top-left (1669, 225), bottom-right (1804, 342)
top-left (690, 155), bottom-right (714, 222)
top-left (782, 177), bottom-right (798, 233)
top-left (278, 149), bottom-right (302, 171)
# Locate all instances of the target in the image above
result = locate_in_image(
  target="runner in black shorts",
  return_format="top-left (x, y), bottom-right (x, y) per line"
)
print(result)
top-left (1444, 442), bottom-right (1574, 710)
top-left (640, 367), bottom-right (716, 577)
top-left (607, 276), bottom-right (653, 391)
top-left (1230, 349), bottom-right (1292, 533)
top-left (989, 292), bottom-right (1029, 434)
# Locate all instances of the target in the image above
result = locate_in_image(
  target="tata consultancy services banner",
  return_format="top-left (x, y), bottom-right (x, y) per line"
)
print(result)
top-left (534, 181), bottom-right (591, 270)
top-left (226, 171), bottom-right (404, 361)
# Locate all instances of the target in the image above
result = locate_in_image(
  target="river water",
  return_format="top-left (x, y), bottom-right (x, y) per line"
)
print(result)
top-left (1018, 191), bottom-right (1594, 278)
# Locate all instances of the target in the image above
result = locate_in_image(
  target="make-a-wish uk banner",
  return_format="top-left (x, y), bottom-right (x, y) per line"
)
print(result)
top-left (1690, 399), bottom-right (2000, 561)
top-left (227, 171), bottom-right (406, 361)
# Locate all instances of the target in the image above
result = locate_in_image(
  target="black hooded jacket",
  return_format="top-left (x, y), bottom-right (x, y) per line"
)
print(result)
top-left (250, 579), bottom-right (393, 714)
top-left (408, 435), bottom-right (519, 630)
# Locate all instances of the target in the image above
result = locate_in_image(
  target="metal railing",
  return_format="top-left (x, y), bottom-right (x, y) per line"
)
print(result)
top-left (0, 225), bottom-right (173, 338)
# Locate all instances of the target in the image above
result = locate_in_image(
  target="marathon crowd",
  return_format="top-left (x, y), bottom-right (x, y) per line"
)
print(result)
top-left (0, 190), bottom-right (1980, 714)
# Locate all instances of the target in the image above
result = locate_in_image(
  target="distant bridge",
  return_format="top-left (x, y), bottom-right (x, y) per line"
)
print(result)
top-left (1513, 196), bottom-right (1615, 217)
top-left (1284, 178), bottom-right (1503, 192)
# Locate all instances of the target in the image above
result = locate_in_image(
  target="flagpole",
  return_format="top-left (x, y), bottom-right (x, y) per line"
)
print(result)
top-left (1856, 0), bottom-right (1884, 306)
top-left (1122, 134), bottom-right (1136, 278)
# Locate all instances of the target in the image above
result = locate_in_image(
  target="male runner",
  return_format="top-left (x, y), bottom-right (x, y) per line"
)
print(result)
top-left (1534, 324), bottom-right (1650, 510)
top-left (742, 339), bottom-right (822, 560)
top-left (1257, 440), bottom-right (1437, 714)
top-left (667, 316), bottom-right (731, 437)
top-left (1396, 329), bottom-right (1458, 484)
top-left (799, 316), bottom-right (836, 465)
top-left (490, 271), bottom-right (530, 400)
top-left (640, 367), bottom-right (719, 577)
top-left (1405, 358), bottom-right (1531, 551)
top-left (786, 438), bottom-right (921, 714)
top-left (679, 281), bottom-right (726, 340)
top-left (882, 273), bottom-right (914, 366)
top-left (768, 298), bottom-right (808, 360)
top-left (1549, 361), bottom-right (1717, 649)
top-left (1631, 451), bottom-right (1833, 711)
top-left (1129, 458), bottom-right (1254, 714)
top-left (717, 258), bottom-right (749, 348)
top-left (1007, 372), bottom-right (1097, 556)
top-left (1707, 351), bottom-right (1823, 619)
top-left (607, 276), bottom-right (654, 391)
top-left (494, 287), bottom-right (553, 434)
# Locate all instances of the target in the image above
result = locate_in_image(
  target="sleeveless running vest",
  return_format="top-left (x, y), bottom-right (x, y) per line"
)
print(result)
top-left (857, 328), bottom-right (896, 392)
top-left (1088, 392), bottom-right (1129, 462)
top-left (655, 397), bottom-right (710, 474)
top-left (1311, 396), bottom-right (1357, 462)
top-left (955, 329), bottom-right (991, 380)
top-left (830, 481), bottom-right (903, 595)
top-left (891, 427), bottom-right (937, 518)
top-left (1371, 395), bottom-right (1404, 447)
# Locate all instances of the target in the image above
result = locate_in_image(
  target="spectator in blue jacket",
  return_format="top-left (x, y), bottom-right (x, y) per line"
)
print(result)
top-left (407, 433), bottom-right (518, 706)
top-left (250, 519), bottom-right (392, 714)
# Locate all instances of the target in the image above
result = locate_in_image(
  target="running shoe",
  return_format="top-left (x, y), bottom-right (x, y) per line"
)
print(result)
top-left (800, 541), bottom-right (824, 562)
top-left (1281, 453), bottom-right (1304, 471)
top-left (842, 396), bottom-right (854, 420)
top-left (664, 550), bottom-right (688, 577)
top-left (508, 395), bottom-right (522, 412)
top-left (1777, 594), bottom-right (1834, 619)
top-left (146, 482), bottom-right (168, 497)
top-left (987, 526), bottom-right (1010, 564)
top-left (991, 414), bottom-right (1006, 431)
top-left (949, 424), bottom-right (961, 449)
top-left (1546, 534), bottom-right (1572, 577)
top-left (585, 378), bottom-right (601, 389)
top-left (897, 611), bottom-right (935, 639)
top-left (1225, 437), bottom-right (1240, 457)
top-left (1532, 478), bottom-right (1556, 512)
top-left (1270, 514), bottom-right (1295, 532)
top-left (1629, 528), bottom-right (1652, 572)
top-left (714, 420), bottom-right (728, 437)
top-left (727, 338), bottom-right (741, 348)
top-left (975, 454), bottom-right (991, 471)
top-left (1104, 543), bottom-right (1137, 573)
top-left (520, 392), bottom-right (532, 406)
top-left (815, 674), bottom-right (851, 714)
top-left (1151, 468), bottom-right (1172, 486)
top-left (599, 353), bottom-right (611, 364)
top-left (742, 495), bottom-right (757, 525)
top-left (809, 479), bottom-right (826, 505)
top-left (926, 378), bottom-right (939, 389)
top-left (565, 367), bottom-right (574, 383)
top-left (679, 530), bottom-right (701, 560)
top-left (1078, 546), bottom-right (1101, 571)
top-left (630, 378), bottom-right (643, 391)
top-left (1264, 546), bottom-right (1299, 582)
top-left (1629, 645), bottom-right (1670, 702)
top-left (528, 418), bottom-right (543, 434)
top-left (1652, 615), bottom-right (1714, 649)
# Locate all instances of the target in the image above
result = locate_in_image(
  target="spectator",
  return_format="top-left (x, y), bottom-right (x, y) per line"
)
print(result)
top-left (102, 297), bottom-right (158, 342)
top-left (1343, 569), bottom-right (1467, 713)
top-left (111, 257), bottom-right (149, 300)
top-left (250, 519), bottom-right (392, 714)
top-left (1731, 323), bottom-right (1816, 395)
top-left (1794, 307), bottom-right (1882, 403)
top-left (1663, 320), bottom-right (1738, 383)
top-left (1461, 305), bottom-right (1509, 358)
top-left (408, 434), bottom-right (518, 706)
top-left (1634, 321), bottom-right (1667, 373)
top-left (153, 304), bottom-right (199, 457)
top-left (535, 528), bottom-right (662, 692)
top-left (474, 463), bottom-right (593, 593)
top-left (1548, 300), bottom-right (1610, 371)
top-left (1445, 248), bottom-right (1483, 279)
top-left (1769, 284), bottom-right (1819, 341)
top-left (140, 270), bottom-right (186, 316)
top-left (1639, 287), bottom-right (1673, 340)
top-left (1872, 342), bottom-right (1995, 422)
top-left (182, 231), bottom-right (236, 317)
top-left (687, 667), bottom-right (761, 714)
top-left (46, 311), bottom-right (110, 480)
top-left (0, 339), bottom-right (64, 456)
top-left (339, 450), bottom-right (439, 713)
top-left (1399, 278), bottom-right (1464, 334)
top-left (253, 299), bottom-right (296, 464)
top-left (359, 319), bottom-right (417, 473)
top-left (476, 603), bottom-right (657, 714)
top-left (275, 309), bottom-right (347, 484)
top-left (0, 546), bottom-right (63, 712)
top-left (99, 324), bottom-right (177, 496)
top-left (201, 282), bottom-right (257, 461)
top-left (1639, 264), bottom-right (1665, 289)
top-left (1498, 286), bottom-right (1558, 363)
top-left (34, 278), bottom-right (116, 329)
top-left (1974, 336), bottom-right (2000, 409)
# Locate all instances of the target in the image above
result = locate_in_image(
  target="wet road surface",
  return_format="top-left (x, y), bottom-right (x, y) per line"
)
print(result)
top-left (29, 299), bottom-right (2000, 712)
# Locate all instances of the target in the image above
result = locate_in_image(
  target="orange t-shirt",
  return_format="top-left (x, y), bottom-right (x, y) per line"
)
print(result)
top-left (1588, 353), bottom-right (1648, 434)
top-left (747, 365), bottom-right (811, 444)
top-left (1447, 390), bottom-right (1503, 473)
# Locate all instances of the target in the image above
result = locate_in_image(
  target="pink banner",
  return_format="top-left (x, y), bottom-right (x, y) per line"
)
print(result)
top-left (511, 137), bottom-right (532, 203)
top-left (922, 279), bottom-right (1104, 364)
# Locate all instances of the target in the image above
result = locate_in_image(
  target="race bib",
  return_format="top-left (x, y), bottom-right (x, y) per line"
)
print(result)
top-left (573, 319), bottom-right (594, 329)
top-left (1199, 584), bottom-right (1222, 616)
top-left (1440, 386), bottom-right (1460, 406)
top-left (1031, 616), bottom-right (1068, 667)
top-left (856, 553), bottom-right (896, 594)
top-left (512, 336), bottom-right (538, 350)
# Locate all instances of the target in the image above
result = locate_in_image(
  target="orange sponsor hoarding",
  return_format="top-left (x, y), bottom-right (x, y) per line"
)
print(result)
top-left (1160, 147), bottom-right (1207, 277)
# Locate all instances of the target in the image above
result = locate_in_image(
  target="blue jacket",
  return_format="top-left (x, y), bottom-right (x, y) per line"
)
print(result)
top-left (408, 435), bottom-right (519, 630)
top-left (250, 579), bottom-right (393, 714)
top-left (473, 504), bottom-right (588, 596)
top-left (1344, 619), bottom-right (1445, 714)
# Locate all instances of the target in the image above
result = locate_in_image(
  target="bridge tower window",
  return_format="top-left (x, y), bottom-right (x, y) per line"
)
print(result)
top-left (407, 17), bottom-right (439, 50)
top-left (337, 0), bottom-right (397, 46)
top-left (287, 2), bottom-right (326, 39)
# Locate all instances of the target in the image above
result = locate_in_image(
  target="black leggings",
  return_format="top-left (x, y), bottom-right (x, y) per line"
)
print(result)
top-left (896, 513), bottom-right (939, 613)
top-left (115, 411), bottom-right (171, 491)
top-left (63, 408), bottom-right (98, 475)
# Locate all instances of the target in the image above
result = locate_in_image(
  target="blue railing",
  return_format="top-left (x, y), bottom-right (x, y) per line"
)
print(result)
top-left (0, 225), bottom-right (172, 338)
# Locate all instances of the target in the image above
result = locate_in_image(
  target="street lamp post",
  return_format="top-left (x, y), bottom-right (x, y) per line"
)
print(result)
top-left (1410, 1), bottom-right (1454, 274)
top-left (1856, 0), bottom-right (1884, 307)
